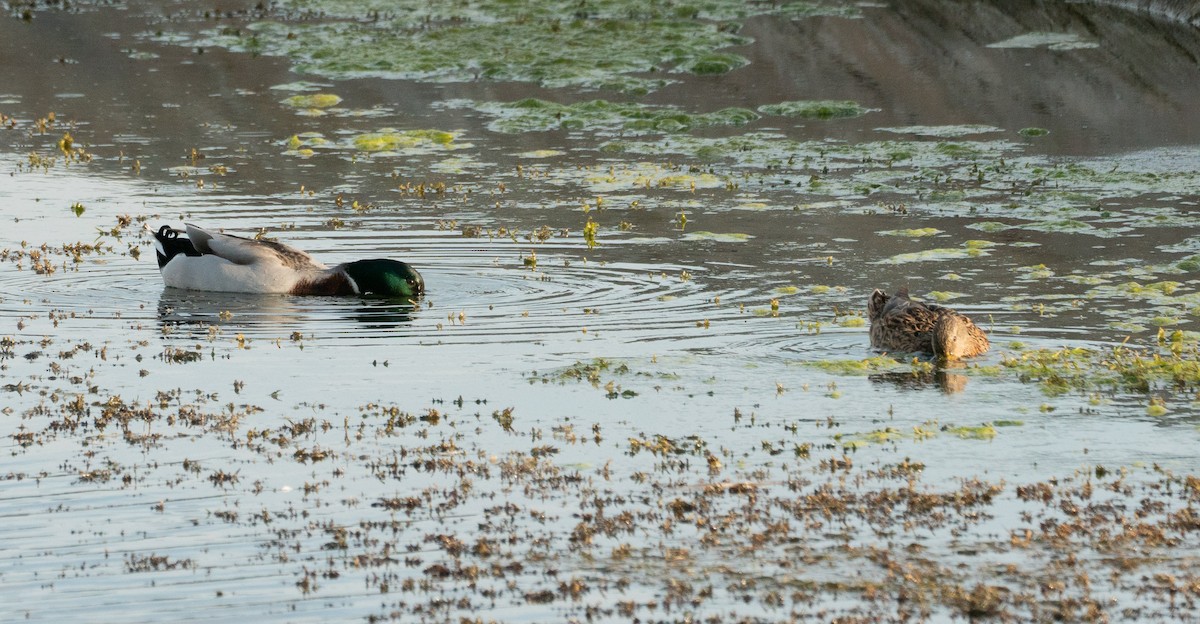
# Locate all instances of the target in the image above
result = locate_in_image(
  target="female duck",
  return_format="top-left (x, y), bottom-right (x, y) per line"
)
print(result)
top-left (868, 287), bottom-right (989, 360)
top-left (153, 224), bottom-right (424, 298)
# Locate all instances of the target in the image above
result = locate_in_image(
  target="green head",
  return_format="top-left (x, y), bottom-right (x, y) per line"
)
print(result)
top-left (343, 259), bottom-right (425, 298)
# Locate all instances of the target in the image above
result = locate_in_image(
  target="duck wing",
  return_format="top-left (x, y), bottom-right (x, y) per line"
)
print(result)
top-left (185, 224), bottom-right (327, 270)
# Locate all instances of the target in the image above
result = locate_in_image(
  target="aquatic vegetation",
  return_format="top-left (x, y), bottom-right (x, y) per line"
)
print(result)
top-left (879, 240), bottom-right (994, 264)
top-left (804, 355), bottom-right (921, 375)
top-left (280, 93), bottom-right (342, 109)
top-left (199, 15), bottom-right (750, 93)
top-left (354, 129), bottom-right (456, 151)
top-left (878, 227), bottom-right (941, 237)
top-left (174, 0), bottom-right (867, 93)
top-left (574, 161), bottom-right (726, 193)
top-left (877, 124), bottom-right (1003, 137)
top-left (681, 231), bottom-right (752, 242)
top-left (758, 100), bottom-right (871, 119)
top-left (1001, 335), bottom-right (1200, 396)
top-left (440, 98), bottom-right (759, 134)
top-left (968, 221), bottom-right (1011, 233)
top-left (1019, 127), bottom-right (1049, 137)
top-left (282, 128), bottom-right (465, 156)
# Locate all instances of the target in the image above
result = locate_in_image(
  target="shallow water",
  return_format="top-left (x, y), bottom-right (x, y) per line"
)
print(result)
top-left (3, 1), bottom-right (1200, 621)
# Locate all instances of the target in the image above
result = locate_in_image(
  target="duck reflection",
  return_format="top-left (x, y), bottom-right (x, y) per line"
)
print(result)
top-left (869, 364), bottom-right (970, 394)
top-left (155, 288), bottom-right (419, 340)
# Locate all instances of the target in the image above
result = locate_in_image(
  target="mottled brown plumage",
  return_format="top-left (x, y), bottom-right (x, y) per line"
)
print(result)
top-left (868, 288), bottom-right (989, 360)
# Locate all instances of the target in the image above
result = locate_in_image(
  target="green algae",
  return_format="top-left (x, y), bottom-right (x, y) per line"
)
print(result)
top-left (880, 240), bottom-right (994, 265)
top-left (1015, 264), bottom-right (1054, 280)
top-left (201, 13), bottom-right (750, 93)
top-left (774, 285), bottom-right (801, 295)
top-left (686, 52), bottom-right (749, 75)
top-left (282, 129), bottom-right (465, 157)
top-left (581, 162), bottom-right (726, 193)
top-left (1019, 127), bottom-right (1050, 137)
top-left (1118, 281), bottom-right (1181, 297)
top-left (444, 98), bottom-right (759, 134)
top-left (272, 0), bottom-right (860, 22)
top-left (280, 93), bottom-right (342, 109)
top-left (354, 129), bottom-right (457, 151)
top-left (840, 421), bottom-right (1001, 448)
top-left (878, 227), bottom-right (941, 237)
top-left (876, 124), bottom-right (1003, 138)
top-left (1001, 336), bottom-right (1200, 397)
top-left (681, 231), bottom-right (752, 242)
top-left (946, 424), bottom-right (997, 440)
top-left (176, 0), bottom-right (869, 93)
top-left (805, 355), bottom-right (915, 376)
top-left (757, 100), bottom-right (871, 119)
top-left (968, 222), bottom-right (1012, 233)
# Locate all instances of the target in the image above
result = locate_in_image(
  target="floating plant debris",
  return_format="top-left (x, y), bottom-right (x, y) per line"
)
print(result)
top-left (758, 99), bottom-right (872, 119)
top-left (440, 98), bottom-right (759, 134)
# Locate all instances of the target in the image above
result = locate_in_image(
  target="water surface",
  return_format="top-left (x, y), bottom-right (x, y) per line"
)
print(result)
top-left (3, 1), bottom-right (1200, 621)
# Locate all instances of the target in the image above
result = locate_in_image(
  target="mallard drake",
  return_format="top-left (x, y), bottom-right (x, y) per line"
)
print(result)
top-left (152, 224), bottom-right (424, 298)
top-left (868, 287), bottom-right (989, 360)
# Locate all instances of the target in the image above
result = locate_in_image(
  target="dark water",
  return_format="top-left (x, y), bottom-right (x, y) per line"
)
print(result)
top-left (3, 1), bottom-right (1200, 621)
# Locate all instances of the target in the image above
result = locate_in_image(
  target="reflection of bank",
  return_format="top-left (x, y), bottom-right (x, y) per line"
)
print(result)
top-left (870, 364), bottom-right (970, 394)
top-left (155, 288), bottom-right (419, 343)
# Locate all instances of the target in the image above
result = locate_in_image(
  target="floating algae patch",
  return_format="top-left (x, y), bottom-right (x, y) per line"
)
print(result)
top-left (945, 423), bottom-right (997, 440)
top-left (840, 422), bottom-right (999, 448)
top-left (197, 13), bottom-right (754, 93)
top-left (515, 149), bottom-right (565, 159)
top-left (987, 32), bottom-right (1099, 50)
top-left (878, 227), bottom-right (941, 237)
top-left (280, 93), bottom-right (343, 109)
top-left (281, 129), bottom-right (466, 156)
top-left (926, 291), bottom-right (964, 302)
top-left (609, 132), bottom-right (1022, 175)
top-left (1014, 264), bottom-right (1055, 280)
top-left (1019, 127), bottom-right (1050, 137)
top-left (579, 162), bottom-right (727, 193)
top-left (682, 231), bottom-right (753, 242)
top-left (968, 221), bottom-right (1012, 233)
top-left (353, 129), bottom-right (459, 151)
top-left (1020, 219), bottom-right (1119, 237)
top-left (879, 240), bottom-right (994, 264)
top-left (439, 98), bottom-right (759, 134)
top-left (271, 0), bottom-right (861, 22)
top-left (757, 100), bottom-right (871, 119)
top-left (1000, 335), bottom-right (1200, 397)
top-left (804, 355), bottom-right (919, 376)
top-left (876, 124), bottom-right (1004, 138)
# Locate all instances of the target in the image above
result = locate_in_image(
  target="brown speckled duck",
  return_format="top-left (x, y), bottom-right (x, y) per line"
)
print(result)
top-left (868, 287), bottom-right (990, 360)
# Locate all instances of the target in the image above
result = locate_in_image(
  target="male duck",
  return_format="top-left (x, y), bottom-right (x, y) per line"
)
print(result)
top-left (868, 287), bottom-right (989, 360)
top-left (152, 224), bottom-right (424, 298)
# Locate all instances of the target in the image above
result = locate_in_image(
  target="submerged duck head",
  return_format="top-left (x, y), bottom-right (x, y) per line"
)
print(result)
top-left (932, 313), bottom-right (989, 361)
top-left (342, 259), bottom-right (425, 298)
